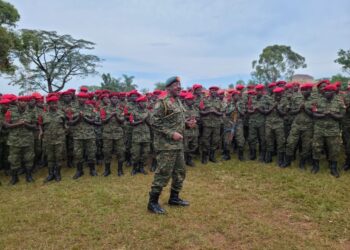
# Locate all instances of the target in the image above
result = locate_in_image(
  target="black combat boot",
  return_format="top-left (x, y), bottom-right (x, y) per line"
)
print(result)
top-left (139, 162), bottom-right (148, 175)
top-left (25, 167), bottom-right (35, 183)
top-left (299, 158), bottom-right (306, 170)
top-left (9, 169), bottom-right (19, 185)
top-left (238, 148), bottom-right (244, 161)
top-left (44, 166), bottom-right (55, 183)
top-left (117, 160), bottom-right (124, 176)
top-left (283, 154), bottom-right (293, 168)
top-left (278, 153), bottom-right (285, 167)
top-left (103, 163), bottom-right (111, 177)
top-left (209, 150), bottom-right (217, 163)
top-left (88, 162), bottom-right (98, 176)
top-left (222, 150), bottom-right (231, 161)
top-left (342, 157), bottom-right (350, 171)
top-left (54, 165), bottom-right (62, 182)
top-left (265, 151), bottom-right (272, 163)
top-left (73, 163), bottom-right (84, 179)
top-left (150, 158), bottom-right (157, 172)
top-left (147, 192), bottom-right (166, 214)
top-left (259, 150), bottom-right (265, 162)
top-left (168, 189), bottom-right (190, 206)
top-left (249, 147), bottom-right (256, 160)
top-left (311, 159), bottom-right (320, 174)
top-left (131, 163), bottom-right (138, 175)
top-left (330, 161), bottom-right (340, 178)
top-left (186, 154), bottom-right (195, 166)
top-left (201, 152), bottom-right (208, 164)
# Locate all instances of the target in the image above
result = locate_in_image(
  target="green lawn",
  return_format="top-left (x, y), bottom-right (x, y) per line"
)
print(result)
top-left (1, 158), bottom-right (350, 249)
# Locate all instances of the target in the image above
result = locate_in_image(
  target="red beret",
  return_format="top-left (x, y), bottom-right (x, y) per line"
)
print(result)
top-left (153, 90), bottom-right (162, 95)
top-left (293, 82), bottom-right (300, 86)
top-left (247, 85), bottom-right (255, 90)
top-left (229, 89), bottom-right (240, 95)
top-left (110, 92), bottom-right (119, 97)
top-left (185, 93), bottom-right (195, 100)
top-left (80, 86), bottom-right (89, 93)
top-left (273, 87), bottom-right (284, 93)
top-left (180, 91), bottom-right (188, 98)
top-left (47, 96), bottom-right (59, 103)
top-left (67, 88), bottom-right (76, 93)
top-left (77, 92), bottom-right (90, 98)
top-left (317, 79), bottom-right (330, 87)
top-left (32, 92), bottom-right (42, 100)
top-left (255, 84), bottom-right (265, 90)
top-left (0, 99), bottom-right (11, 105)
top-left (268, 82), bottom-right (277, 88)
top-left (334, 81), bottom-right (341, 87)
top-left (247, 90), bottom-right (257, 95)
top-left (47, 93), bottom-right (59, 98)
top-left (323, 84), bottom-right (337, 92)
top-left (209, 86), bottom-right (219, 91)
top-left (285, 83), bottom-right (294, 89)
top-left (236, 84), bottom-right (244, 90)
top-left (119, 92), bottom-right (126, 97)
top-left (128, 90), bottom-right (141, 97)
top-left (100, 94), bottom-right (110, 100)
top-left (276, 80), bottom-right (287, 86)
top-left (300, 83), bottom-right (314, 90)
top-left (17, 96), bottom-right (31, 102)
top-left (192, 84), bottom-right (203, 90)
top-left (2, 94), bottom-right (17, 101)
top-left (136, 96), bottom-right (147, 102)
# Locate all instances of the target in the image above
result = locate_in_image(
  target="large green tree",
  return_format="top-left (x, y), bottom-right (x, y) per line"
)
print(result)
top-left (154, 82), bottom-right (166, 90)
top-left (252, 45), bottom-right (307, 83)
top-left (330, 74), bottom-right (350, 89)
top-left (0, 0), bottom-right (20, 75)
top-left (99, 73), bottom-right (137, 92)
top-left (335, 49), bottom-right (350, 75)
top-left (10, 29), bottom-right (101, 93)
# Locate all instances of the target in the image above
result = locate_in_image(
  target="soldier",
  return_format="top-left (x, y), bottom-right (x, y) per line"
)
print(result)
top-left (199, 86), bottom-right (224, 164)
top-left (234, 90), bottom-right (248, 161)
top-left (0, 98), bottom-right (11, 176)
top-left (284, 83), bottom-right (314, 169)
top-left (129, 95), bottom-right (151, 175)
top-left (67, 92), bottom-right (98, 179)
top-left (342, 88), bottom-right (350, 171)
top-left (263, 87), bottom-right (288, 166)
top-left (99, 93), bottom-right (125, 177)
top-left (4, 96), bottom-right (36, 185)
top-left (221, 90), bottom-right (237, 160)
top-left (183, 92), bottom-right (199, 166)
top-left (148, 76), bottom-right (189, 214)
top-left (312, 84), bottom-right (345, 177)
top-left (41, 96), bottom-right (66, 182)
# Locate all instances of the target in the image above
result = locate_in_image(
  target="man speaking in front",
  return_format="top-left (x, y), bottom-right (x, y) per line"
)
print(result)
top-left (147, 76), bottom-right (190, 214)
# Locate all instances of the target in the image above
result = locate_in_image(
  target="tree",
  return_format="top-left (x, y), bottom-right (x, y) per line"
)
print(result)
top-left (251, 45), bottom-right (306, 83)
top-left (236, 80), bottom-right (245, 85)
top-left (335, 49), bottom-right (350, 75)
top-left (121, 74), bottom-right (137, 91)
top-left (330, 74), bottom-right (350, 90)
top-left (140, 88), bottom-right (149, 94)
top-left (154, 82), bottom-right (166, 90)
top-left (10, 29), bottom-right (101, 93)
top-left (228, 83), bottom-right (234, 88)
top-left (99, 73), bottom-right (137, 92)
top-left (0, 0), bottom-right (20, 75)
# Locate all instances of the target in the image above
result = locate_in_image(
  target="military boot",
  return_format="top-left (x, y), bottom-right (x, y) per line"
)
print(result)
top-left (249, 147), bottom-right (256, 160)
top-left (238, 148), bottom-right (244, 161)
top-left (265, 151), bottom-right (272, 163)
top-left (330, 161), bottom-right (340, 178)
top-left (150, 158), bottom-right (157, 172)
top-left (73, 163), bottom-right (84, 179)
top-left (259, 150), bottom-right (266, 162)
top-left (186, 154), bottom-right (195, 166)
top-left (278, 153), bottom-right (285, 167)
top-left (209, 150), bottom-right (217, 163)
top-left (9, 169), bottom-right (19, 185)
top-left (54, 165), bottom-right (62, 182)
top-left (25, 167), bottom-right (35, 183)
top-left (168, 189), bottom-right (190, 206)
top-left (299, 158), bottom-right (306, 170)
top-left (117, 160), bottom-right (124, 176)
top-left (88, 162), bottom-right (98, 176)
top-left (103, 163), bottom-right (111, 177)
top-left (44, 166), bottom-right (55, 183)
top-left (131, 163), bottom-right (138, 175)
top-left (342, 157), bottom-right (350, 171)
top-left (222, 150), bottom-right (231, 161)
top-left (201, 151), bottom-right (208, 164)
top-left (147, 192), bottom-right (166, 214)
top-left (139, 162), bottom-right (147, 175)
top-left (311, 159), bottom-right (320, 174)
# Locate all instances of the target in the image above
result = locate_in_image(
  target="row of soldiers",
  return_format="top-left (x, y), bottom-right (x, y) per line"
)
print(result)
top-left (0, 79), bottom-right (349, 185)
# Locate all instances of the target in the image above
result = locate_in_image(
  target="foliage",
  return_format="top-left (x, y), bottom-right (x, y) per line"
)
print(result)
top-left (154, 82), bottom-right (166, 90)
top-left (100, 73), bottom-right (137, 92)
top-left (0, 0), bottom-right (20, 75)
top-left (252, 45), bottom-right (307, 83)
top-left (330, 74), bottom-right (350, 90)
top-left (228, 83), bottom-right (234, 88)
top-left (10, 29), bottom-right (101, 93)
top-left (335, 49), bottom-right (350, 75)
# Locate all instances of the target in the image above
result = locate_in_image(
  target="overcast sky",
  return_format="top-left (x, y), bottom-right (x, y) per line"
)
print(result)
top-left (2, 0), bottom-right (350, 93)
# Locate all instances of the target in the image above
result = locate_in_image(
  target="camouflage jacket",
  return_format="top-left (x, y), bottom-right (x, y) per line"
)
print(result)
top-left (42, 109), bottom-right (66, 144)
top-left (68, 103), bottom-right (96, 140)
top-left (342, 94), bottom-right (350, 127)
top-left (200, 96), bottom-right (224, 127)
top-left (184, 104), bottom-right (200, 137)
top-left (248, 95), bottom-right (266, 127)
top-left (129, 106), bottom-right (151, 143)
top-left (290, 95), bottom-right (313, 129)
top-left (264, 95), bottom-right (288, 128)
top-left (101, 104), bottom-right (124, 140)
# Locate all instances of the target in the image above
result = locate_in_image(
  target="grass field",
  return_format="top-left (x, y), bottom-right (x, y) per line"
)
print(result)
top-left (1, 157), bottom-right (350, 250)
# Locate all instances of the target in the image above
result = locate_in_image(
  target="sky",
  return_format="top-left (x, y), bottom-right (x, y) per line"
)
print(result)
top-left (1, 0), bottom-right (350, 93)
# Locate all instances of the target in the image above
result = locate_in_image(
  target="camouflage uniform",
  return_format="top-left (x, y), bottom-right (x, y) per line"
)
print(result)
top-left (342, 94), bottom-right (350, 168)
top-left (184, 103), bottom-right (200, 163)
top-left (0, 108), bottom-right (9, 172)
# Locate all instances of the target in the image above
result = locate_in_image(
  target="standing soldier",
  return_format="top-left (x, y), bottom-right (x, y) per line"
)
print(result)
top-left (199, 86), bottom-right (224, 164)
top-left (4, 96), bottom-right (36, 185)
top-left (0, 98), bottom-right (11, 176)
top-left (41, 96), bottom-right (66, 182)
top-left (68, 92), bottom-right (98, 179)
top-left (342, 88), bottom-right (350, 171)
top-left (147, 76), bottom-right (188, 214)
top-left (312, 84), bottom-right (345, 177)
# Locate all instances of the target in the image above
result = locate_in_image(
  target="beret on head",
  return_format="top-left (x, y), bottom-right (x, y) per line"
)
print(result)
top-left (153, 90), bottom-right (162, 95)
top-left (247, 85), bottom-right (255, 89)
top-left (185, 93), bottom-right (195, 100)
top-left (247, 90), bottom-right (257, 95)
top-left (255, 84), bottom-right (265, 90)
top-left (165, 76), bottom-right (181, 87)
top-left (136, 95), bottom-right (147, 102)
top-left (2, 94), bottom-right (17, 101)
top-left (47, 96), bottom-right (59, 103)
top-left (209, 86), bottom-right (219, 91)
top-left (323, 84), bottom-right (337, 92)
top-left (300, 83), bottom-right (314, 90)
top-left (80, 86), bottom-right (89, 93)
top-left (67, 88), bottom-right (76, 93)
top-left (236, 84), bottom-right (244, 90)
top-left (217, 89), bottom-right (225, 95)
top-left (268, 82), bottom-right (277, 88)
top-left (127, 90), bottom-right (141, 97)
top-left (192, 84), bottom-right (203, 90)
top-left (77, 92), bottom-right (90, 98)
top-left (179, 91), bottom-right (188, 98)
top-left (0, 99), bottom-right (11, 105)
top-left (285, 83), bottom-right (294, 89)
top-left (317, 79), bottom-right (330, 87)
top-left (273, 87), bottom-right (284, 94)
top-left (17, 95), bottom-right (31, 102)
top-left (276, 80), bottom-right (287, 86)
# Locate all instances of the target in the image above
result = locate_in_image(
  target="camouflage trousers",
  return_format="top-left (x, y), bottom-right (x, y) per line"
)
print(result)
top-left (342, 125), bottom-right (350, 159)
top-left (151, 150), bottom-right (186, 194)
top-left (45, 143), bottom-right (64, 165)
top-left (103, 138), bottom-right (125, 164)
top-left (0, 137), bottom-right (9, 170)
top-left (286, 124), bottom-right (313, 159)
top-left (131, 142), bottom-right (150, 164)
top-left (74, 138), bottom-right (96, 164)
top-left (313, 135), bottom-right (341, 161)
top-left (201, 126), bottom-right (221, 152)
top-left (248, 122), bottom-right (265, 151)
top-left (234, 120), bottom-right (245, 149)
top-left (8, 145), bottom-right (34, 170)
top-left (266, 123), bottom-right (285, 153)
top-left (184, 135), bottom-right (198, 154)
top-left (65, 133), bottom-right (74, 160)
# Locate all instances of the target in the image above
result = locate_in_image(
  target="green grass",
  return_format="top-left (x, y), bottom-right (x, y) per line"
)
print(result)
top-left (1, 157), bottom-right (350, 250)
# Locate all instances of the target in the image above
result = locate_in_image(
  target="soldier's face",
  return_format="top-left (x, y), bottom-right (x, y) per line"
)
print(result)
top-left (324, 91), bottom-right (334, 100)
top-left (111, 96), bottom-right (118, 104)
top-left (129, 94), bottom-right (138, 102)
top-left (319, 83), bottom-right (327, 92)
top-left (168, 82), bottom-right (181, 97)
top-left (102, 97), bottom-right (110, 105)
top-left (274, 93), bottom-right (282, 101)
top-left (138, 102), bottom-right (146, 109)
top-left (194, 88), bottom-right (202, 96)
top-left (78, 97), bottom-right (87, 104)
top-left (49, 102), bottom-right (58, 110)
top-left (210, 90), bottom-right (218, 97)
top-left (18, 101), bottom-right (27, 109)
top-left (301, 89), bottom-right (311, 98)
top-left (29, 99), bottom-right (36, 107)
top-left (293, 86), bottom-right (299, 92)
top-left (62, 95), bottom-right (72, 103)
top-left (257, 89), bottom-right (263, 97)
top-left (185, 99), bottom-right (194, 106)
